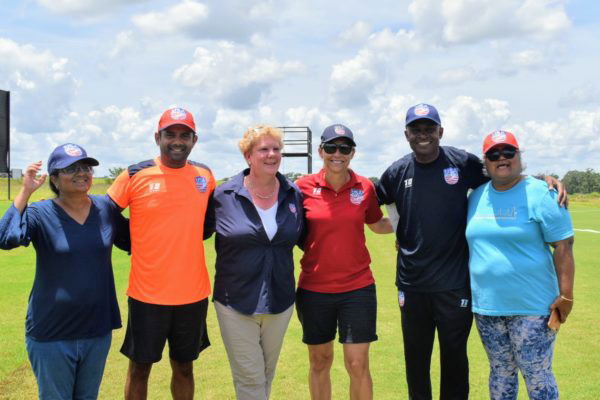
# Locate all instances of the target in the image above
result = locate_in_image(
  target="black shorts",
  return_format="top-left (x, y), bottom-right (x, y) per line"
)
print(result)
top-left (296, 284), bottom-right (377, 345)
top-left (120, 297), bottom-right (210, 363)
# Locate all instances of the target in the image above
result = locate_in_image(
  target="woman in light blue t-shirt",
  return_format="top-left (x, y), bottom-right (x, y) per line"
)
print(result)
top-left (466, 130), bottom-right (574, 400)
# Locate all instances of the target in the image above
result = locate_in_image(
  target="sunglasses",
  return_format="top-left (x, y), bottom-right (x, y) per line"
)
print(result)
top-left (322, 143), bottom-right (354, 155)
top-left (58, 164), bottom-right (94, 175)
top-left (485, 147), bottom-right (518, 162)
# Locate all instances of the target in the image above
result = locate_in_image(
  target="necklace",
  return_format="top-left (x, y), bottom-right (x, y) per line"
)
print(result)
top-left (245, 176), bottom-right (278, 199)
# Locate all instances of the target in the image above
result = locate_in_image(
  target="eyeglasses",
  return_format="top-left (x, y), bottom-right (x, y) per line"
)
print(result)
top-left (485, 147), bottom-right (518, 162)
top-left (58, 164), bottom-right (94, 174)
top-left (322, 143), bottom-right (354, 155)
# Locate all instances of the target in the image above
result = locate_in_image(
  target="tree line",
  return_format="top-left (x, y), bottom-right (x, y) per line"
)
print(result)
top-left (109, 168), bottom-right (600, 195)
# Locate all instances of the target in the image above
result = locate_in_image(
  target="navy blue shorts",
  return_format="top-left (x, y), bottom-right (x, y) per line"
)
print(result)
top-left (296, 284), bottom-right (378, 345)
top-left (121, 297), bottom-right (210, 363)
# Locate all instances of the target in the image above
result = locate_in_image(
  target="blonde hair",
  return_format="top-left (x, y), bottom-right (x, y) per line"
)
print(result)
top-left (238, 125), bottom-right (284, 155)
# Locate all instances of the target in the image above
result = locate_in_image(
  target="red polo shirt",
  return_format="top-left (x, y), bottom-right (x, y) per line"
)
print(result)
top-left (297, 169), bottom-right (383, 293)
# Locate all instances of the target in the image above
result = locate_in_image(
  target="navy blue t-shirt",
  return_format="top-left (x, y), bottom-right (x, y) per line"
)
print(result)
top-left (0, 195), bottom-right (130, 341)
top-left (376, 146), bottom-right (487, 292)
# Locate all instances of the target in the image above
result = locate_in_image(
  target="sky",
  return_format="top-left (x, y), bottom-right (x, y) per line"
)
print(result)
top-left (1, 0), bottom-right (600, 179)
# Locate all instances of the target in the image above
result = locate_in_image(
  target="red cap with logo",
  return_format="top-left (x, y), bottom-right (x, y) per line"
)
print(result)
top-left (158, 107), bottom-right (196, 133)
top-left (482, 130), bottom-right (519, 153)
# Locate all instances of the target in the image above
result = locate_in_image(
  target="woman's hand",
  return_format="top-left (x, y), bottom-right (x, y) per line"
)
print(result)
top-left (14, 161), bottom-right (47, 213)
top-left (22, 161), bottom-right (47, 193)
top-left (544, 175), bottom-right (568, 207)
top-left (550, 295), bottom-right (573, 323)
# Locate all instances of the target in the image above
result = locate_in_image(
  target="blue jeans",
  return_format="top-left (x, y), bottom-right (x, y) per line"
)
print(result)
top-left (26, 332), bottom-right (112, 400)
top-left (475, 314), bottom-right (558, 400)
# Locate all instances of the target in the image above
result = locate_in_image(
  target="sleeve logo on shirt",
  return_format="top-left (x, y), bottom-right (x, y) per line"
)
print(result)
top-left (149, 182), bottom-right (161, 192)
top-left (398, 291), bottom-right (405, 307)
top-left (350, 188), bottom-right (364, 205)
top-left (312, 187), bottom-right (321, 195)
top-left (195, 176), bottom-right (207, 192)
top-left (404, 178), bottom-right (413, 188)
top-left (443, 167), bottom-right (459, 185)
top-left (289, 203), bottom-right (297, 215)
top-left (460, 298), bottom-right (469, 308)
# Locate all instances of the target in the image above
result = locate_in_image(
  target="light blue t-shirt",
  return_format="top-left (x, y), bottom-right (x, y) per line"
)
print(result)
top-left (466, 176), bottom-right (573, 316)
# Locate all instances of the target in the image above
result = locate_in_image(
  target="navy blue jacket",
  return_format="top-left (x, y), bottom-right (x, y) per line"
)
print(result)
top-left (204, 170), bottom-right (304, 315)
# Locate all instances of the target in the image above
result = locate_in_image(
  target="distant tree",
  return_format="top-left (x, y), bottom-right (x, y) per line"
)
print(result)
top-left (562, 169), bottom-right (600, 194)
top-left (108, 167), bottom-right (125, 183)
top-left (284, 172), bottom-right (303, 182)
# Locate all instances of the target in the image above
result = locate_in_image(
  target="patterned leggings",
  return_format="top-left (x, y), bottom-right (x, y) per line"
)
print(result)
top-left (475, 314), bottom-right (558, 400)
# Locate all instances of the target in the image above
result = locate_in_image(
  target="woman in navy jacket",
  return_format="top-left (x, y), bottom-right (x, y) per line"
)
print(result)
top-left (205, 126), bottom-right (304, 400)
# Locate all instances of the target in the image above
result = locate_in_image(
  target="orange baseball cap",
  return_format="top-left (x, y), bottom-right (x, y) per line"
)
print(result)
top-left (482, 130), bottom-right (519, 153)
top-left (158, 107), bottom-right (196, 133)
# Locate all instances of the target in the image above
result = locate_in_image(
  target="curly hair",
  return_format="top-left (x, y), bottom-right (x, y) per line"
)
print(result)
top-left (238, 125), bottom-right (284, 155)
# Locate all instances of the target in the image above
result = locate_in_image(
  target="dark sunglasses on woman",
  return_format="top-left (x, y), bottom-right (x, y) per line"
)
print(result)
top-left (59, 164), bottom-right (94, 175)
top-left (485, 147), bottom-right (518, 162)
top-left (322, 143), bottom-right (354, 155)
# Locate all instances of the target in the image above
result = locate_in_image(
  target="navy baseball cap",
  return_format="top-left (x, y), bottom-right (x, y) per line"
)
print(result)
top-left (320, 124), bottom-right (356, 146)
top-left (47, 143), bottom-right (99, 174)
top-left (405, 103), bottom-right (441, 126)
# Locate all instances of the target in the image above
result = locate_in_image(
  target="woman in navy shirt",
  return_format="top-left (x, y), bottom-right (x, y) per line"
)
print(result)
top-left (205, 126), bottom-right (304, 399)
top-left (0, 143), bottom-right (129, 400)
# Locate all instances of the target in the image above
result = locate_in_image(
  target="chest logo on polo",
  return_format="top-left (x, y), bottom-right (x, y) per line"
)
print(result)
top-left (443, 167), bottom-right (459, 185)
top-left (350, 188), bottom-right (364, 205)
top-left (148, 182), bottom-right (161, 192)
top-left (195, 176), bottom-right (207, 192)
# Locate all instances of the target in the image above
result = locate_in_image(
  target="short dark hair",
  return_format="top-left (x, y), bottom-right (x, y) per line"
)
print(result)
top-left (49, 173), bottom-right (59, 196)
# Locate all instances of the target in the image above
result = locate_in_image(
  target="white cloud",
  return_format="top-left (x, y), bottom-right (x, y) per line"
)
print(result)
top-left (109, 31), bottom-right (135, 59)
top-left (558, 83), bottom-right (600, 107)
top-left (328, 28), bottom-right (417, 108)
top-left (37, 0), bottom-right (148, 16)
top-left (173, 41), bottom-right (305, 109)
top-left (0, 38), bottom-right (77, 132)
top-left (338, 21), bottom-right (371, 45)
top-left (132, 0), bottom-right (277, 41)
top-left (509, 49), bottom-right (545, 67)
top-left (132, 1), bottom-right (209, 36)
top-left (409, 0), bottom-right (571, 45)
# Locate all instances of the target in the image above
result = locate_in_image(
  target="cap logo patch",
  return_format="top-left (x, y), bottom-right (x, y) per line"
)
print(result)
top-left (170, 108), bottom-right (188, 121)
top-left (414, 104), bottom-right (430, 116)
top-left (195, 176), bottom-right (207, 192)
top-left (334, 125), bottom-right (346, 135)
top-left (350, 188), bottom-right (364, 205)
top-left (443, 167), bottom-right (459, 185)
top-left (63, 144), bottom-right (83, 157)
top-left (491, 130), bottom-right (507, 143)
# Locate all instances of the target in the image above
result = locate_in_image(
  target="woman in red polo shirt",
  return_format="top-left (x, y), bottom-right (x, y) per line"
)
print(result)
top-left (295, 124), bottom-right (393, 400)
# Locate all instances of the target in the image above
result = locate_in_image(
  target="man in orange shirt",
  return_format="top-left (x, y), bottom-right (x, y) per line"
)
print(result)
top-left (108, 107), bottom-right (216, 400)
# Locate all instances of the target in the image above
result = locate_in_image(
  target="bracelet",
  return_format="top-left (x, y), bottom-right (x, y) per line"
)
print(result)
top-left (560, 295), bottom-right (574, 302)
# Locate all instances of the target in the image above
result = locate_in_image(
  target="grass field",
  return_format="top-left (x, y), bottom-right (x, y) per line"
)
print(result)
top-left (0, 182), bottom-right (599, 399)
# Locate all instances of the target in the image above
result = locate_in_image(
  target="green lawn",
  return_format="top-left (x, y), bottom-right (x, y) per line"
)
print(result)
top-left (0, 183), bottom-right (599, 399)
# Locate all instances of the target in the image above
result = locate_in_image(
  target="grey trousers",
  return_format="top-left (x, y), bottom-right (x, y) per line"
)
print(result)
top-left (214, 301), bottom-right (294, 400)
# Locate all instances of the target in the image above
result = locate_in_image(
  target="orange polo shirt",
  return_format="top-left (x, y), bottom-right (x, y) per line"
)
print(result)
top-left (107, 157), bottom-right (215, 305)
